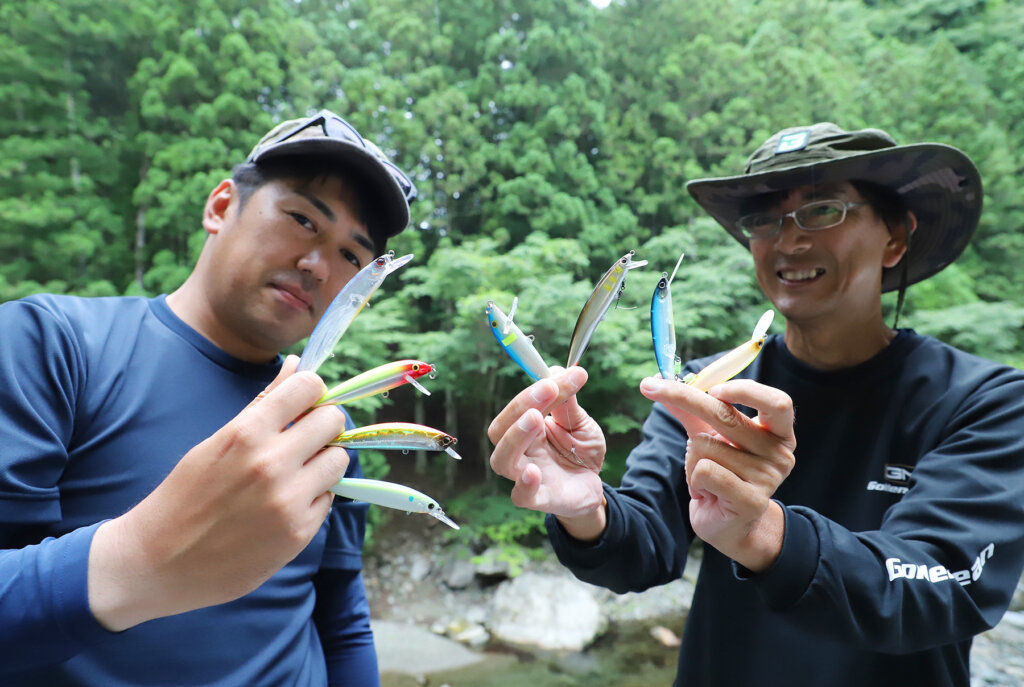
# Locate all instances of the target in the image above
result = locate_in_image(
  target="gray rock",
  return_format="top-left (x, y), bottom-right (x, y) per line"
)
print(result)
top-left (408, 553), bottom-right (433, 582)
top-left (487, 572), bottom-right (607, 651)
top-left (443, 558), bottom-right (477, 590)
top-left (474, 547), bottom-right (512, 580)
top-left (372, 620), bottom-right (484, 675)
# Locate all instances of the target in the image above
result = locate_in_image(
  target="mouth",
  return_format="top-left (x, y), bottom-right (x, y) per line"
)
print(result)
top-left (778, 268), bottom-right (825, 284)
top-left (271, 282), bottom-right (313, 313)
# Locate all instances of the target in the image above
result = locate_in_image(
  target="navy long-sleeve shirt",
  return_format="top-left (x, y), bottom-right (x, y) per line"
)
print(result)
top-left (0, 294), bottom-right (378, 686)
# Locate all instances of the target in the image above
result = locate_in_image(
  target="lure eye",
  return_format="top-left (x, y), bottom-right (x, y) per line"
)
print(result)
top-left (375, 258), bottom-right (386, 267)
top-left (490, 321), bottom-right (498, 328)
top-left (412, 364), bottom-right (420, 371)
top-left (427, 503), bottom-right (435, 510)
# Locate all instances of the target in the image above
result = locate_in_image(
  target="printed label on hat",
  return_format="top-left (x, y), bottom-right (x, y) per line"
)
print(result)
top-left (776, 130), bottom-right (810, 154)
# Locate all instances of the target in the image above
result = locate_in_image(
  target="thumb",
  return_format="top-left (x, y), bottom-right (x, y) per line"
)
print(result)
top-left (245, 354), bottom-right (300, 411)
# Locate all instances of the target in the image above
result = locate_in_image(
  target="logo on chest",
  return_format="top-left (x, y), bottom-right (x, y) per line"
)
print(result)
top-left (866, 464), bottom-right (913, 495)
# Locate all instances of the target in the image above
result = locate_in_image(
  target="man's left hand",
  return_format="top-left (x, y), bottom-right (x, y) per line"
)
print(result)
top-left (639, 377), bottom-right (796, 573)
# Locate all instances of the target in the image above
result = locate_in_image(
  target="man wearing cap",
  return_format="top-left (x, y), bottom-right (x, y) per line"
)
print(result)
top-left (0, 109), bottom-right (415, 685)
top-left (488, 123), bottom-right (1024, 685)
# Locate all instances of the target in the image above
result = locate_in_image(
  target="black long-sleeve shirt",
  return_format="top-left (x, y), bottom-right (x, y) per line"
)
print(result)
top-left (549, 330), bottom-right (1024, 686)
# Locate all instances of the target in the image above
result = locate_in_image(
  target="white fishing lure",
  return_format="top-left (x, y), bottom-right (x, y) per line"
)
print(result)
top-left (330, 477), bottom-right (459, 529)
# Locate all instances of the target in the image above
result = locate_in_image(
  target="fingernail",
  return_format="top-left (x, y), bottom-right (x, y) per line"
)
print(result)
top-left (530, 382), bottom-right (556, 405)
top-left (518, 412), bottom-right (538, 431)
top-left (641, 378), bottom-right (663, 393)
top-left (568, 367), bottom-right (587, 393)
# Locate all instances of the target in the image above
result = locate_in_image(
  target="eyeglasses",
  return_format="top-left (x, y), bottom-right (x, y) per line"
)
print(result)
top-left (736, 199), bottom-right (867, 240)
top-left (260, 109), bottom-right (418, 203)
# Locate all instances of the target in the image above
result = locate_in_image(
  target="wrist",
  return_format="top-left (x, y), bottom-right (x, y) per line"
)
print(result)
top-left (555, 495), bottom-right (608, 543)
top-left (731, 501), bottom-right (785, 573)
top-left (87, 512), bottom-right (169, 632)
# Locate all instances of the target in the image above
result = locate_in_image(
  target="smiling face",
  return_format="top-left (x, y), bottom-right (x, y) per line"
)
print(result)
top-left (748, 182), bottom-right (908, 329)
top-left (191, 174), bottom-right (376, 361)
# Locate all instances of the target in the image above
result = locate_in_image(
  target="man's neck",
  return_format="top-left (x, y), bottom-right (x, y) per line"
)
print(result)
top-left (783, 314), bottom-right (897, 371)
top-left (166, 277), bottom-right (277, 364)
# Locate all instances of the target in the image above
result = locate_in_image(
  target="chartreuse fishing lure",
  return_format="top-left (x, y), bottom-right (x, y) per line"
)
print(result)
top-left (330, 477), bottom-right (459, 529)
top-left (330, 422), bottom-right (462, 460)
top-left (567, 250), bottom-right (647, 367)
top-left (650, 253), bottom-right (686, 381)
top-left (683, 310), bottom-right (775, 392)
top-left (315, 360), bottom-right (435, 407)
top-left (298, 251), bottom-right (414, 373)
top-left (486, 297), bottom-right (552, 382)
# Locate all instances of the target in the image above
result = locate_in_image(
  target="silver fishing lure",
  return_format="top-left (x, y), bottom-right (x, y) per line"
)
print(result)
top-left (298, 251), bottom-right (414, 373)
top-left (486, 297), bottom-right (552, 381)
top-left (330, 477), bottom-right (459, 529)
top-left (567, 250), bottom-right (647, 367)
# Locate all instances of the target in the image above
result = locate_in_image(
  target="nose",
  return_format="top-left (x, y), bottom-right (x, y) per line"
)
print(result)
top-left (296, 248), bottom-right (329, 283)
top-left (772, 216), bottom-right (811, 255)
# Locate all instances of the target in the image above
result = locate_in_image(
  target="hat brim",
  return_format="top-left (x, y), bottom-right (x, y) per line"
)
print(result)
top-left (685, 143), bottom-right (982, 292)
top-left (250, 138), bottom-right (411, 241)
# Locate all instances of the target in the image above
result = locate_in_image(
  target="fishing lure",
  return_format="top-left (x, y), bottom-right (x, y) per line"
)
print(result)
top-left (315, 360), bottom-right (435, 407)
top-left (330, 422), bottom-right (462, 460)
top-left (330, 477), bottom-right (459, 529)
top-left (486, 297), bottom-right (552, 381)
top-left (567, 250), bottom-right (648, 367)
top-left (683, 310), bottom-right (775, 392)
top-left (650, 253), bottom-right (685, 381)
top-left (298, 251), bottom-right (415, 373)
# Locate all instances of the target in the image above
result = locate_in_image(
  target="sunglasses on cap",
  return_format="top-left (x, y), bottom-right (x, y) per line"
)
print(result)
top-left (254, 109), bottom-right (418, 203)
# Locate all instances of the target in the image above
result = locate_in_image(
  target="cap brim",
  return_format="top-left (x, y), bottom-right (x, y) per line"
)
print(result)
top-left (686, 143), bottom-right (982, 292)
top-left (250, 138), bottom-right (410, 241)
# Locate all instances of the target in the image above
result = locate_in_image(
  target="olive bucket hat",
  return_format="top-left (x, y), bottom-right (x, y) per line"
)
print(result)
top-left (685, 122), bottom-right (983, 292)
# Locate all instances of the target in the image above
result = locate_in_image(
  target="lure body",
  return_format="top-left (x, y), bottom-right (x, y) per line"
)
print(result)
top-left (316, 360), bottom-right (434, 406)
top-left (567, 250), bottom-right (647, 367)
top-left (684, 310), bottom-right (775, 391)
top-left (330, 422), bottom-right (462, 460)
top-left (330, 477), bottom-right (459, 529)
top-left (651, 272), bottom-right (680, 381)
top-left (298, 251), bottom-right (415, 373)
top-left (487, 299), bottom-right (551, 381)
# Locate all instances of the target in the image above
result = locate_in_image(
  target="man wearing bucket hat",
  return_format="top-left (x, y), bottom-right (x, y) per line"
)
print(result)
top-left (0, 109), bottom-right (416, 685)
top-left (488, 123), bottom-right (1024, 685)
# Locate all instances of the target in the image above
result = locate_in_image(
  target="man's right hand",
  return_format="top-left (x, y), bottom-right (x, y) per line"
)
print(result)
top-left (87, 355), bottom-right (350, 631)
top-left (487, 366), bottom-right (608, 541)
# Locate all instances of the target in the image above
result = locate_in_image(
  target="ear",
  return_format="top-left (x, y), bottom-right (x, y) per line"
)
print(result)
top-left (202, 179), bottom-right (236, 236)
top-left (882, 212), bottom-right (917, 269)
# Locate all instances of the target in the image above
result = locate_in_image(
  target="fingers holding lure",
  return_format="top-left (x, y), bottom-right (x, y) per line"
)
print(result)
top-left (567, 250), bottom-right (647, 368)
top-left (298, 251), bottom-right (415, 373)
top-left (683, 309), bottom-right (775, 392)
top-left (316, 360), bottom-right (435, 406)
top-left (330, 477), bottom-right (459, 529)
top-left (330, 422), bottom-right (462, 460)
top-left (651, 252), bottom-right (685, 381)
top-left (487, 298), bottom-right (552, 382)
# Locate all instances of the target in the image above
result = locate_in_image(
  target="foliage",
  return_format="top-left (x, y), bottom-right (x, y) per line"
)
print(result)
top-left (4, 0), bottom-right (1023, 509)
top-left (444, 482), bottom-right (549, 571)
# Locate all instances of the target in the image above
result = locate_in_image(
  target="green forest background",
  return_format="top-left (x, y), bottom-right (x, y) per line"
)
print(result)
top-left (4, 0), bottom-right (1024, 547)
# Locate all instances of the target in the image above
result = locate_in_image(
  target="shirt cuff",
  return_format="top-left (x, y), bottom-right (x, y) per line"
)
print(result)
top-left (732, 503), bottom-right (821, 611)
